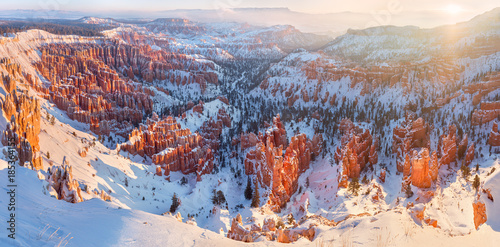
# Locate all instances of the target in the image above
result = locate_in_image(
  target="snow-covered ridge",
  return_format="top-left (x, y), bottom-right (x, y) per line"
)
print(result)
top-left (0, 29), bottom-right (102, 74)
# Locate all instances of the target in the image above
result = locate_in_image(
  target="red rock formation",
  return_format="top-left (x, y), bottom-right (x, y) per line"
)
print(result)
top-left (489, 122), bottom-right (500, 146)
top-left (217, 95), bottom-right (229, 105)
top-left (473, 201), bottom-right (487, 229)
top-left (46, 165), bottom-right (83, 203)
top-left (227, 214), bottom-right (254, 242)
top-left (392, 113), bottom-right (446, 188)
top-left (369, 138), bottom-right (379, 166)
top-left (192, 101), bottom-right (204, 114)
top-left (0, 66), bottom-right (42, 170)
top-left (311, 133), bottom-right (323, 157)
top-left (393, 113), bottom-right (430, 172)
top-left (465, 143), bottom-right (475, 166)
top-left (217, 108), bottom-right (231, 128)
top-left (227, 214), bottom-right (315, 243)
top-left (410, 205), bottom-right (426, 224)
top-left (379, 169), bottom-right (386, 183)
top-left (410, 149), bottom-right (432, 188)
top-left (335, 119), bottom-right (377, 187)
top-left (439, 125), bottom-right (457, 167)
top-left (241, 132), bottom-right (258, 150)
top-left (244, 115), bottom-right (322, 212)
top-left (32, 42), bottom-right (219, 137)
top-left (120, 109), bottom-right (227, 181)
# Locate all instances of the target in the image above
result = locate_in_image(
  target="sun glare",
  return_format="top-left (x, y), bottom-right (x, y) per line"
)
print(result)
top-left (444, 4), bottom-right (463, 14)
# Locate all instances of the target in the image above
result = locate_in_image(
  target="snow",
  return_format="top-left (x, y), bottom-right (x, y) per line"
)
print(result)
top-left (0, 162), bottom-right (247, 247)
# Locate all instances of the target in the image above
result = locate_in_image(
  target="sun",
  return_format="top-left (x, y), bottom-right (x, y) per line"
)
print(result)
top-left (443, 4), bottom-right (463, 14)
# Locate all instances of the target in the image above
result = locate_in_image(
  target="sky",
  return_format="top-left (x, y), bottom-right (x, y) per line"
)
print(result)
top-left (1, 0), bottom-right (498, 15)
top-left (0, 0), bottom-right (498, 33)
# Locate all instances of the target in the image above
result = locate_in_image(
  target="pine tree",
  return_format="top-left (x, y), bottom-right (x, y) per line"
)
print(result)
top-left (211, 190), bottom-right (227, 206)
top-left (348, 177), bottom-right (360, 196)
top-left (170, 193), bottom-right (180, 213)
top-left (287, 214), bottom-right (295, 225)
top-left (405, 183), bottom-right (414, 198)
top-left (244, 177), bottom-right (253, 200)
top-left (461, 165), bottom-right (470, 179)
top-left (473, 175), bottom-right (480, 191)
top-left (251, 181), bottom-right (260, 208)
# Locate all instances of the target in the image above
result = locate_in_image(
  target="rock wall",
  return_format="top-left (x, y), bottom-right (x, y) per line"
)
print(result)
top-left (121, 110), bottom-right (227, 181)
top-left (472, 201), bottom-right (487, 229)
top-left (32, 42), bottom-right (218, 137)
top-left (335, 118), bottom-right (378, 187)
top-left (438, 125), bottom-right (457, 167)
top-left (244, 115), bottom-right (322, 212)
top-left (392, 113), bottom-right (430, 173)
top-left (0, 60), bottom-right (42, 170)
top-left (489, 122), bottom-right (500, 146)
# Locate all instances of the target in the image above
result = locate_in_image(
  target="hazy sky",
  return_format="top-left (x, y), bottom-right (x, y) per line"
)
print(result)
top-left (1, 0), bottom-right (498, 30)
top-left (1, 0), bottom-right (497, 14)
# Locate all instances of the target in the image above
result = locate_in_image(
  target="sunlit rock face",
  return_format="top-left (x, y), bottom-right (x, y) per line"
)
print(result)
top-left (335, 118), bottom-right (378, 188)
top-left (473, 201), bottom-right (487, 229)
top-left (489, 122), bottom-right (500, 146)
top-left (392, 113), bottom-right (430, 173)
top-left (391, 113), bottom-right (465, 189)
top-left (227, 214), bottom-right (315, 243)
top-left (46, 164), bottom-right (83, 203)
top-left (32, 42), bottom-right (219, 137)
top-left (120, 112), bottom-right (226, 182)
top-left (244, 115), bottom-right (322, 212)
top-left (0, 60), bottom-right (42, 170)
top-left (438, 125), bottom-right (457, 168)
top-left (409, 148), bottom-right (434, 188)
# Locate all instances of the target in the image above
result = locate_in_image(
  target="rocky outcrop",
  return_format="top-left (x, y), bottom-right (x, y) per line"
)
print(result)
top-left (335, 119), bottom-right (378, 187)
top-left (33, 43), bottom-right (162, 137)
top-left (438, 125), bottom-right (457, 167)
top-left (244, 115), bottom-right (322, 212)
top-left (217, 108), bottom-right (231, 128)
top-left (32, 42), bottom-right (218, 138)
top-left (467, 73), bottom-right (500, 110)
top-left (241, 132), bottom-right (259, 150)
top-left (121, 110), bottom-right (227, 182)
top-left (392, 113), bottom-right (452, 188)
top-left (464, 143), bottom-right (475, 166)
top-left (120, 115), bottom-right (217, 181)
top-left (393, 113), bottom-right (430, 172)
top-left (262, 55), bottom-right (467, 106)
top-left (489, 122), bottom-right (500, 146)
top-left (227, 214), bottom-right (315, 243)
top-left (409, 148), bottom-right (436, 188)
top-left (0, 63), bottom-right (42, 170)
top-left (473, 201), bottom-right (487, 229)
top-left (227, 214), bottom-right (254, 242)
top-left (409, 205), bottom-right (440, 228)
top-left (46, 164), bottom-right (83, 203)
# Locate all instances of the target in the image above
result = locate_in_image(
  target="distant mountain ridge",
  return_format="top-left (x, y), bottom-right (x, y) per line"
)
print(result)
top-left (1, 7), bottom-right (493, 36)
